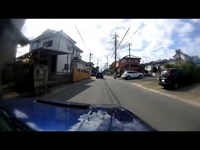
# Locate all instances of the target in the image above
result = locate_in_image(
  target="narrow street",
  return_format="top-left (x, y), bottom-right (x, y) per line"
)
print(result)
top-left (40, 76), bottom-right (200, 131)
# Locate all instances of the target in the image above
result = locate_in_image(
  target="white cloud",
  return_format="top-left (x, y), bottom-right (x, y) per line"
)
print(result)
top-left (177, 22), bottom-right (194, 37)
top-left (179, 36), bottom-right (200, 57)
top-left (18, 19), bottom-right (200, 67)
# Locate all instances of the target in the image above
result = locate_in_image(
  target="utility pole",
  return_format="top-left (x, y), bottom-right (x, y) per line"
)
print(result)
top-left (89, 53), bottom-right (93, 75)
top-left (128, 43), bottom-right (132, 71)
top-left (114, 32), bottom-right (118, 79)
top-left (106, 55), bottom-right (108, 69)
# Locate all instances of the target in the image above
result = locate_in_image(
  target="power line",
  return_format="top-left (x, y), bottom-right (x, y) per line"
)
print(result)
top-left (120, 23), bottom-right (143, 50)
top-left (110, 24), bottom-right (131, 60)
top-left (116, 25), bottom-right (131, 49)
top-left (74, 24), bottom-right (90, 52)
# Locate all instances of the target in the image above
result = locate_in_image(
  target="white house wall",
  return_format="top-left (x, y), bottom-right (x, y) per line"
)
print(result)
top-left (30, 31), bottom-right (83, 73)
top-left (56, 36), bottom-right (73, 72)
top-left (57, 55), bottom-right (68, 72)
top-left (58, 36), bottom-right (72, 53)
top-left (145, 65), bottom-right (152, 72)
top-left (30, 35), bottom-right (60, 51)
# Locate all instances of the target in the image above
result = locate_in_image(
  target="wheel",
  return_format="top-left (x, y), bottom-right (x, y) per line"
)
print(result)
top-left (174, 82), bottom-right (179, 89)
top-left (126, 76), bottom-right (131, 80)
top-left (139, 75), bottom-right (142, 78)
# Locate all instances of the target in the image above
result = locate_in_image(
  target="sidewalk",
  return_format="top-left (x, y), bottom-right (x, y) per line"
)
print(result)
top-left (0, 77), bottom-right (93, 99)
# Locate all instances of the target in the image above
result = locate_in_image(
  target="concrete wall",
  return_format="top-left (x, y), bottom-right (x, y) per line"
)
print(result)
top-left (72, 68), bottom-right (89, 83)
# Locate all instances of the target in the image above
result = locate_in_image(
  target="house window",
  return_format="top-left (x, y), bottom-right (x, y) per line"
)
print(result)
top-left (32, 42), bottom-right (38, 49)
top-left (43, 40), bottom-right (53, 47)
top-left (135, 60), bottom-right (137, 63)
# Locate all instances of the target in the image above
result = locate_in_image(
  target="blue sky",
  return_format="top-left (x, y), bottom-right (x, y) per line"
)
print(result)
top-left (17, 19), bottom-right (200, 69)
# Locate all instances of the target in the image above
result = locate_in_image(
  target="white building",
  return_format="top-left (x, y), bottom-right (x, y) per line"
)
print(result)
top-left (29, 29), bottom-right (83, 74)
top-left (173, 49), bottom-right (192, 62)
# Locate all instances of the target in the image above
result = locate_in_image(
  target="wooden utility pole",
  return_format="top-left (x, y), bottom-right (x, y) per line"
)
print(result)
top-left (89, 53), bottom-right (93, 75)
top-left (128, 43), bottom-right (132, 71)
top-left (106, 55), bottom-right (108, 69)
top-left (114, 32), bottom-right (118, 79)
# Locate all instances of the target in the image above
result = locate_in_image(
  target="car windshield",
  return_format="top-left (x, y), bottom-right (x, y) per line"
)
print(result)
top-left (1, 19), bottom-right (200, 131)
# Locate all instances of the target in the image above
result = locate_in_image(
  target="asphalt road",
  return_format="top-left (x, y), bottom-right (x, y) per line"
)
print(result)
top-left (40, 76), bottom-right (200, 131)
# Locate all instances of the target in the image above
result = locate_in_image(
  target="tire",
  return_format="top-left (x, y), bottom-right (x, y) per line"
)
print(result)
top-left (139, 75), bottom-right (142, 79)
top-left (126, 76), bottom-right (131, 80)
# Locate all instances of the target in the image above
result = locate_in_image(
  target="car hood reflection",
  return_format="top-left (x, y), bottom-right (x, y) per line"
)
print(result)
top-left (0, 99), bottom-right (155, 131)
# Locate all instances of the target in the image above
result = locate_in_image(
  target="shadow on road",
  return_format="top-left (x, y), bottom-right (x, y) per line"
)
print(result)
top-left (161, 83), bottom-right (200, 93)
top-left (171, 83), bottom-right (200, 92)
top-left (41, 78), bottom-right (94, 101)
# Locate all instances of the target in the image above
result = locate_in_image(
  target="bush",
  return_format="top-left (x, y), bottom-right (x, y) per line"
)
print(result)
top-left (174, 62), bottom-right (200, 83)
top-left (164, 63), bottom-right (175, 69)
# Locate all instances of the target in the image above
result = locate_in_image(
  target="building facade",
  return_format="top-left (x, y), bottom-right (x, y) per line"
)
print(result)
top-left (29, 29), bottom-right (83, 74)
top-left (116, 55), bottom-right (143, 76)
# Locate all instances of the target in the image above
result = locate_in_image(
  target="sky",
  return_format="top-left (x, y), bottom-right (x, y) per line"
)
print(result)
top-left (17, 19), bottom-right (200, 70)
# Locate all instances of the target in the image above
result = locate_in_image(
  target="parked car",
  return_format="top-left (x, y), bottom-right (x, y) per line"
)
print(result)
top-left (159, 68), bottom-right (191, 89)
top-left (96, 72), bottom-right (104, 79)
top-left (0, 99), bottom-right (155, 131)
top-left (121, 71), bottom-right (144, 80)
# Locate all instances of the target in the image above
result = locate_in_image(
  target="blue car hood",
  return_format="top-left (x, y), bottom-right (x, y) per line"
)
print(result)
top-left (0, 99), bottom-right (155, 131)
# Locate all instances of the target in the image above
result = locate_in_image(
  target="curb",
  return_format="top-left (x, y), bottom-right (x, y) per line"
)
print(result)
top-left (130, 82), bottom-right (200, 107)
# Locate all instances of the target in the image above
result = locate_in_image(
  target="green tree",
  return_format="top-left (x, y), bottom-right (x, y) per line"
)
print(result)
top-left (164, 63), bottom-right (175, 69)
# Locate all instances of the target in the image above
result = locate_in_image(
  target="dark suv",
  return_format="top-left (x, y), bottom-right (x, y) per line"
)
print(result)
top-left (96, 72), bottom-right (104, 79)
top-left (159, 68), bottom-right (191, 89)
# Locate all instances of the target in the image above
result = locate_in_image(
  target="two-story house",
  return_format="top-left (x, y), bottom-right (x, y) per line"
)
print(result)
top-left (29, 29), bottom-right (83, 74)
top-left (117, 55), bottom-right (143, 76)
